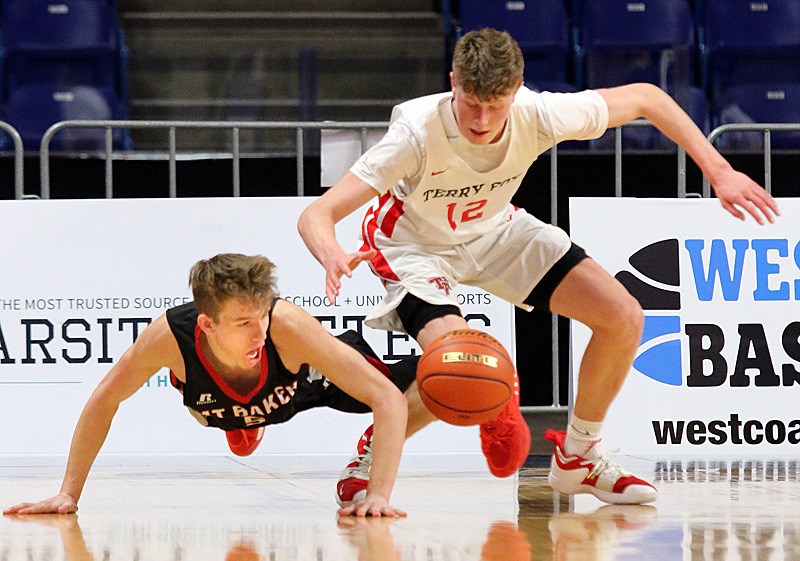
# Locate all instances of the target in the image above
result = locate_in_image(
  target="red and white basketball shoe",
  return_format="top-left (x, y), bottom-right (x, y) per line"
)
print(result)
top-left (545, 429), bottom-right (658, 504)
top-left (336, 424), bottom-right (374, 506)
top-left (479, 373), bottom-right (531, 477)
top-left (225, 427), bottom-right (266, 457)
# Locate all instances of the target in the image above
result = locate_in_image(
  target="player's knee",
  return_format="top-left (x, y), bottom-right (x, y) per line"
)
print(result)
top-left (610, 294), bottom-right (644, 347)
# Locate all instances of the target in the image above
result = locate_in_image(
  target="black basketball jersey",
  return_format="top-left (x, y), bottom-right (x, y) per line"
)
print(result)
top-left (165, 300), bottom-right (303, 431)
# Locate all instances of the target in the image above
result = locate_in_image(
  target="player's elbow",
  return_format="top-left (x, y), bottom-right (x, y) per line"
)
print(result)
top-left (83, 385), bottom-right (122, 420)
top-left (296, 205), bottom-right (313, 239)
top-left (629, 83), bottom-right (670, 118)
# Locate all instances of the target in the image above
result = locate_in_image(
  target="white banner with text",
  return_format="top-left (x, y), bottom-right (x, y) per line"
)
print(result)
top-left (0, 197), bottom-right (515, 470)
top-left (570, 197), bottom-right (800, 457)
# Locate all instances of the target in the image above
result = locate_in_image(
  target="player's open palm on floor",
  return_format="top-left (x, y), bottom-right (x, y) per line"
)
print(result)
top-left (337, 495), bottom-right (407, 518)
top-left (4, 492), bottom-right (78, 515)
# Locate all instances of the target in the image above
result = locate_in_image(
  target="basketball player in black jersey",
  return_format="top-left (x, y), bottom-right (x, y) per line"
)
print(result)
top-left (4, 254), bottom-right (415, 518)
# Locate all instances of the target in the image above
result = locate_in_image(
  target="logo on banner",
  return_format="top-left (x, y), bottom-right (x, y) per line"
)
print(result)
top-left (617, 236), bottom-right (800, 390)
top-left (615, 239), bottom-right (683, 386)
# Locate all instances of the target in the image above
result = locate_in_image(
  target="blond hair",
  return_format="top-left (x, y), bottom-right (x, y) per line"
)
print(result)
top-left (189, 253), bottom-right (278, 319)
top-left (452, 28), bottom-right (524, 100)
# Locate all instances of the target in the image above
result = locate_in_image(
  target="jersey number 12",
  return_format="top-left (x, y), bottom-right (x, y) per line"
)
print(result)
top-left (446, 200), bottom-right (487, 231)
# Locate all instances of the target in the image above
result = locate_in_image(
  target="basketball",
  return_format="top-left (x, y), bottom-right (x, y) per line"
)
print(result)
top-left (416, 329), bottom-right (515, 426)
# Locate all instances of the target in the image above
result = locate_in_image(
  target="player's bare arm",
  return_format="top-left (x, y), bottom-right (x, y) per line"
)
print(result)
top-left (598, 83), bottom-right (780, 225)
top-left (297, 172), bottom-right (378, 301)
top-left (270, 300), bottom-right (408, 517)
top-left (3, 315), bottom-right (180, 515)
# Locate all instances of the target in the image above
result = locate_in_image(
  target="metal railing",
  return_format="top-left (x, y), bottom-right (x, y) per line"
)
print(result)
top-left (703, 123), bottom-right (800, 197)
top-left (0, 123), bottom-right (26, 200)
top-left (39, 120), bottom-right (389, 199)
top-left (29, 118), bottom-right (800, 413)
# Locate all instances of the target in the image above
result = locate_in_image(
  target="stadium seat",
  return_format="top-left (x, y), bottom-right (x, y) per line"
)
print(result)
top-left (3, 0), bottom-right (120, 92)
top-left (703, 0), bottom-right (800, 124)
top-left (5, 85), bottom-right (129, 150)
top-left (459, 0), bottom-right (573, 86)
top-left (579, 0), bottom-right (695, 90)
top-left (716, 83), bottom-right (800, 149)
top-left (2, 0), bottom-right (130, 150)
top-left (0, 0), bottom-right (117, 11)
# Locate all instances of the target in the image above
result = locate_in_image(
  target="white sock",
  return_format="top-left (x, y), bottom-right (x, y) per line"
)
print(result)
top-left (564, 416), bottom-right (604, 458)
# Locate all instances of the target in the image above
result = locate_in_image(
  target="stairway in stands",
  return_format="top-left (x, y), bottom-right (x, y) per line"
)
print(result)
top-left (117, 0), bottom-right (446, 152)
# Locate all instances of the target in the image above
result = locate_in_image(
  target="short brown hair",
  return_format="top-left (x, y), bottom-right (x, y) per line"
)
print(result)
top-left (189, 254), bottom-right (278, 319)
top-left (452, 28), bottom-right (524, 100)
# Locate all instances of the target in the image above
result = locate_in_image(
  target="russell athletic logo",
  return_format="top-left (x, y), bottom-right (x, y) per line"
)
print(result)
top-left (616, 237), bottom-right (800, 388)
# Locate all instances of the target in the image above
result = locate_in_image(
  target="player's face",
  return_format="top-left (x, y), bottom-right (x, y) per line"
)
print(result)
top-left (203, 299), bottom-right (270, 369)
top-left (450, 76), bottom-right (521, 145)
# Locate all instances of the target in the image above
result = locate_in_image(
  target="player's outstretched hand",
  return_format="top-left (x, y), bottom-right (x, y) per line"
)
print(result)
top-left (337, 494), bottom-right (407, 518)
top-left (324, 248), bottom-right (377, 302)
top-left (3, 492), bottom-right (78, 515)
top-left (712, 169), bottom-right (780, 225)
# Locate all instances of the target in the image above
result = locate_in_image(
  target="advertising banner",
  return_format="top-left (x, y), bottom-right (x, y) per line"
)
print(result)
top-left (0, 197), bottom-right (515, 469)
top-left (570, 197), bottom-right (799, 457)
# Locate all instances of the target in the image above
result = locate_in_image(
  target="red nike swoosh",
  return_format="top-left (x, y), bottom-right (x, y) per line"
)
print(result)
top-left (431, 169), bottom-right (449, 176)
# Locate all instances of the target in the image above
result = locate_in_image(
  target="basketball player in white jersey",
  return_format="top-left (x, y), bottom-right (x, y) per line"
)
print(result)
top-left (298, 28), bottom-right (779, 505)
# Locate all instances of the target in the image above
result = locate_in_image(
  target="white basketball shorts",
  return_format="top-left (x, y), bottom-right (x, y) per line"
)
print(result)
top-left (363, 207), bottom-right (572, 333)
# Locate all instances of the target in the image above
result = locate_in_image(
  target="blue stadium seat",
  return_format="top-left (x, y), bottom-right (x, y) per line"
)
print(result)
top-left (717, 83), bottom-right (800, 149)
top-left (459, 0), bottom-right (573, 86)
top-left (703, 0), bottom-right (800, 123)
top-left (0, 0), bottom-right (117, 12)
top-left (2, 0), bottom-right (120, 93)
top-left (579, 0), bottom-right (695, 90)
top-left (5, 85), bottom-right (129, 150)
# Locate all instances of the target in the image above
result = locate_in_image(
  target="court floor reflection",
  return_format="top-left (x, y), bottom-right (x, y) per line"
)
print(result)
top-left (519, 456), bottom-right (800, 561)
top-left (1, 455), bottom-right (799, 560)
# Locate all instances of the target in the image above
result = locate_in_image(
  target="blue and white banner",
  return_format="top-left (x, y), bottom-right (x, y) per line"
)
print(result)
top-left (0, 197), bottom-right (515, 468)
top-left (570, 197), bottom-right (800, 457)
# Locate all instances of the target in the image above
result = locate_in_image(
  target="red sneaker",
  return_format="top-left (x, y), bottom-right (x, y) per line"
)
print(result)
top-left (225, 427), bottom-right (265, 457)
top-left (336, 425), bottom-right (373, 506)
top-left (545, 429), bottom-right (658, 504)
top-left (479, 374), bottom-right (531, 477)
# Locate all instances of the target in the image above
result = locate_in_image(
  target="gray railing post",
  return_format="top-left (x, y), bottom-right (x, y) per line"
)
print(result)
top-left (0, 123), bottom-right (25, 200)
top-left (232, 128), bottom-right (241, 198)
top-left (550, 143), bottom-right (560, 409)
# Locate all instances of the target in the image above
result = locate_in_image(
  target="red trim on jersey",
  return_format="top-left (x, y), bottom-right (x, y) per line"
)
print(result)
top-left (194, 325), bottom-right (269, 403)
top-left (360, 203), bottom-right (376, 253)
top-left (378, 193), bottom-right (404, 238)
top-left (364, 354), bottom-right (392, 378)
top-left (169, 371), bottom-right (183, 392)
top-left (361, 197), bottom-right (401, 282)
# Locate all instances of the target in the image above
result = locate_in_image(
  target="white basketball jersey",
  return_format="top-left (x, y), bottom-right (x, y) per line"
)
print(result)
top-left (358, 87), bottom-right (606, 246)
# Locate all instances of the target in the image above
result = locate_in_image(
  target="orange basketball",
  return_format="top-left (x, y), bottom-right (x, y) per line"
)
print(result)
top-left (416, 329), bottom-right (515, 426)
